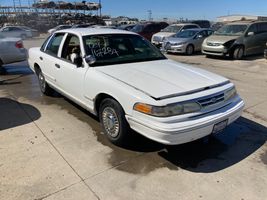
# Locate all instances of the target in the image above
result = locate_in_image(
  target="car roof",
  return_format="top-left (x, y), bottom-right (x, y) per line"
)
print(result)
top-left (228, 20), bottom-right (267, 25)
top-left (56, 28), bottom-right (138, 36)
top-left (170, 23), bottom-right (200, 26)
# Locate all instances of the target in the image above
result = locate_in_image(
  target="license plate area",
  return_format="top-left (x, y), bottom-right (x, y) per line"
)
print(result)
top-left (212, 119), bottom-right (228, 135)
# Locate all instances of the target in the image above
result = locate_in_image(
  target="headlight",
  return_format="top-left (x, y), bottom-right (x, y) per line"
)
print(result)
top-left (133, 102), bottom-right (201, 117)
top-left (224, 87), bottom-right (237, 101)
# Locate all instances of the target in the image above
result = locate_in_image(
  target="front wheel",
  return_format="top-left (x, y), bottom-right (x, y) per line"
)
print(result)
top-left (37, 70), bottom-right (53, 96)
top-left (232, 46), bottom-right (244, 60)
top-left (186, 44), bottom-right (194, 55)
top-left (99, 98), bottom-right (131, 145)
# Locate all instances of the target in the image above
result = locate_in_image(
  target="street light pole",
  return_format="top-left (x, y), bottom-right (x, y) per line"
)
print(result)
top-left (99, 0), bottom-right (101, 17)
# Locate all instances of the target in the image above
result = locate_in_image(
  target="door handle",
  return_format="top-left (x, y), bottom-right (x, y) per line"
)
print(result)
top-left (55, 64), bottom-right (60, 68)
top-left (39, 56), bottom-right (43, 60)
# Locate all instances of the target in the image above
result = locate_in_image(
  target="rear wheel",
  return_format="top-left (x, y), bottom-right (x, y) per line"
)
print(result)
top-left (37, 69), bottom-right (53, 96)
top-left (99, 98), bottom-right (131, 145)
top-left (186, 44), bottom-right (194, 55)
top-left (232, 46), bottom-right (244, 60)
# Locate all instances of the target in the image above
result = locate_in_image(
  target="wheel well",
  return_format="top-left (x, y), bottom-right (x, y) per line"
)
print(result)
top-left (187, 44), bottom-right (194, 50)
top-left (94, 93), bottom-right (117, 116)
top-left (34, 63), bottom-right (41, 75)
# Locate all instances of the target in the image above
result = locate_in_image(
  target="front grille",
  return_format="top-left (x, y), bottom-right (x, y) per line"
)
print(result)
top-left (207, 42), bottom-right (221, 46)
top-left (197, 93), bottom-right (224, 108)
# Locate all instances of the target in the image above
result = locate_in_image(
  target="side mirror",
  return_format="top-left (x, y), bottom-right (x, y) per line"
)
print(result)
top-left (84, 55), bottom-right (96, 65)
top-left (196, 34), bottom-right (203, 39)
top-left (247, 32), bottom-right (254, 36)
top-left (73, 56), bottom-right (83, 67)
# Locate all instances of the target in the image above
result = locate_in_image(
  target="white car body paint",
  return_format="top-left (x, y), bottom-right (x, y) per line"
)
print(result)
top-left (28, 28), bottom-right (244, 145)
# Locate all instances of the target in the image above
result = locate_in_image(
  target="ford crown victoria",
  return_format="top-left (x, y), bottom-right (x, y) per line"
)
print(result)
top-left (28, 28), bottom-right (244, 145)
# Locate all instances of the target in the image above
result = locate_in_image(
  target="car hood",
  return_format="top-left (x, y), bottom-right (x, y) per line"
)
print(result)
top-left (96, 59), bottom-right (228, 99)
top-left (154, 32), bottom-right (176, 38)
top-left (206, 35), bottom-right (239, 44)
top-left (165, 37), bottom-right (190, 44)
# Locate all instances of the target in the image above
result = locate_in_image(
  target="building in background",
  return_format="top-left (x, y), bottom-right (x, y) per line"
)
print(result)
top-left (217, 15), bottom-right (267, 23)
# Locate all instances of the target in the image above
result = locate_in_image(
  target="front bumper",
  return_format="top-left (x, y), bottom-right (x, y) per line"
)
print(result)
top-left (126, 98), bottom-right (244, 145)
top-left (164, 44), bottom-right (187, 53)
top-left (202, 43), bottom-right (228, 56)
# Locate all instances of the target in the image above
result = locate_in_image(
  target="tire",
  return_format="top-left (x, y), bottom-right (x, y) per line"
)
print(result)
top-left (232, 46), bottom-right (244, 60)
top-left (37, 70), bottom-right (53, 96)
top-left (99, 98), bottom-right (131, 145)
top-left (186, 44), bottom-right (194, 55)
top-left (0, 59), bottom-right (6, 75)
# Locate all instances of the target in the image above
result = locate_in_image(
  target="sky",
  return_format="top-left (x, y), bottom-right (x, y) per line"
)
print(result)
top-left (0, 0), bottom-right (267, 20)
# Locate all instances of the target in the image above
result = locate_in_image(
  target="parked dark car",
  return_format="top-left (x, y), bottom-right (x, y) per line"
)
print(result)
top-left (131, 22), bottom-right (169, 40)
top-left (190, 20), bottom-right (211, 28)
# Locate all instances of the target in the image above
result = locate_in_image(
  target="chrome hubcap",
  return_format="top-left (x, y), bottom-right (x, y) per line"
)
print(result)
top-left (39, 73), bottom-right (46, 91)
top-left (102, 107), bottom-right (120, 138)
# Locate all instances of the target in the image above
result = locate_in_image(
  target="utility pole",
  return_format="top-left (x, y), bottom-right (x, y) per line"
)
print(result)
top-left (99, 0), bottom-right (101, 17)
top-left (147, 10), bottom-right (152, 21)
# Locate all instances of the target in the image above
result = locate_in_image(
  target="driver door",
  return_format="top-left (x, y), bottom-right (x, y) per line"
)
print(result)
top-left (55, 33), bottom-right (88, 104)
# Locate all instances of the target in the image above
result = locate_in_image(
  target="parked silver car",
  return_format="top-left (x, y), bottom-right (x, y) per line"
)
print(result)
top-left (0, 34), bottom-right (27, 69)
top-left (162, 28), bottom-right (213, 55)
top-left (48, 25), bottom-right (72, 35)
top-left (151, 23), bottom-right (200, 47)
top-left (0, 26), bottom-right (33, 39)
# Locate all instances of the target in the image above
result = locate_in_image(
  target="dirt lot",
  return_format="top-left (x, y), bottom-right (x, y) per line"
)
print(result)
top-left (0, 36), bottom-right (267, 200)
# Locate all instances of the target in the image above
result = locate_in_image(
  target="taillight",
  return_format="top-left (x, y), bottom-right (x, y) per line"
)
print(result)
top-left (15, 41), bottom-right (24, 49)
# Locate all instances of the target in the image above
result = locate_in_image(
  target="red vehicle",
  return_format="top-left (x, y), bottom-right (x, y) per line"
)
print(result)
top-left (131, 22), bottom-right (169, 41)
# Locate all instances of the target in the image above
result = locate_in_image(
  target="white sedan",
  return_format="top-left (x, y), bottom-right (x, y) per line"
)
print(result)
top-left (28, 28), bottom-right (244, 145)
top-left (0, 34), bottom-right (27, 68)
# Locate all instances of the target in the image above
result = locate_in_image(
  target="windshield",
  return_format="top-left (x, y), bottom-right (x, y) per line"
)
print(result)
top-left (215, 24), bottom-right (248, 36)
top-left (175, 30), bottom-right (199, 38)
top-left (162, 25), bottom-right (182, 33)
top-left (83, 34), bottom-right (166, 66)
top-left (131, 24), bottom-right (144, 33)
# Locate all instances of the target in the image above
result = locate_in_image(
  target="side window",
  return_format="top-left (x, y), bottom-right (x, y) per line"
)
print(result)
top-left (207, 30), bottom-right (213, 36)
top-left (257, 23), bottom-right (267, 34)
top-left (61, 34), bottom-right (81, 63)
top-left (198, 31), bottom-right (207, 37)
top-left (247, 24), bottom-right (258, 34)
top-left (45, 33), bottom-right (65, 56)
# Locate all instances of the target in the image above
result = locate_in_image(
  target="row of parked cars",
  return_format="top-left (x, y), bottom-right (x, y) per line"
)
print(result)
top-left (148, 20), bottom-right (267, 60)
top-left (53, 20), bottom-right (267, 60)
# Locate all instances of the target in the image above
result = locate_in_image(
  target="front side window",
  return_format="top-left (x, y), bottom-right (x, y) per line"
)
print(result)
top-left (45, 33), bottom-right (65, 56)
top-left (131, 25), bottom-right (144, 33)
top-left (83, 34), bottom-right (166, 66)
top-left (61, 34), bottom-right (81, 63)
